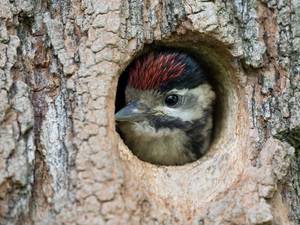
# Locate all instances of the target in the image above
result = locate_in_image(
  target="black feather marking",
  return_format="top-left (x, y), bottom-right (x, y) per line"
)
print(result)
top-left (148, 109), bottom-right (212, 158)
top-left (158, 50), bottom-right (209, 91)
top-left (149, 115), bottom-right (192, 131)
top-left (185, 119), bottom-right (207, 158)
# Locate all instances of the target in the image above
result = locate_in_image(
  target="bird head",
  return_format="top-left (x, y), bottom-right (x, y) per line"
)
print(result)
top-left (116, 50), bottom-right (215, 130)
top-left (115, 49), bottom-right (215, 165)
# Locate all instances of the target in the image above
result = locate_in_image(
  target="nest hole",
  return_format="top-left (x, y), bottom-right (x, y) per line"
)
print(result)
top-left (115, 42), bottom-right (237, 166)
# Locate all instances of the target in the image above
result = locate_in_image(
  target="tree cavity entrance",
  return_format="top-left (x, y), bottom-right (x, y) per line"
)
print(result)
top-left (114, 43), bottom-right (236, 167)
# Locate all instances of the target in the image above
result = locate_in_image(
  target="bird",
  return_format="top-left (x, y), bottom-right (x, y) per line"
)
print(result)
top-left (115, 49), bottom-right (215, 166)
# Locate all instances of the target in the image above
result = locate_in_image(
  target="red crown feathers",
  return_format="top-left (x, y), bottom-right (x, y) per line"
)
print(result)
top-left (128, 52), bottom-right (186, 90)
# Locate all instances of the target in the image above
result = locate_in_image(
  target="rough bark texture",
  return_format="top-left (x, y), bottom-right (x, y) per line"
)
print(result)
top-left (0, 0), bottom-right (299, 225)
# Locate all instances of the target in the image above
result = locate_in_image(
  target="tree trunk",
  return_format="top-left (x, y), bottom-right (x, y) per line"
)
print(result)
top-left (0, 0), bottom-right (299, 224)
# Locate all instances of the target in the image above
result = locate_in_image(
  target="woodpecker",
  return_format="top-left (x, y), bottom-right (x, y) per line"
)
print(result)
top-left (115, 49), bottom-right (215, 165)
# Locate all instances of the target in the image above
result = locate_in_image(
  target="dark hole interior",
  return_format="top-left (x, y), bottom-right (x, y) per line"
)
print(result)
top-left (115, 44), bottom-right (225, 165)
top-left (115, 66), bottom-right (129, 113)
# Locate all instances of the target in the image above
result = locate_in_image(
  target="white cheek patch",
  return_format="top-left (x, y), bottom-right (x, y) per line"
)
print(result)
top-left (155, 84), bottom-right (215, 121)
top-left (165, 108), bottom-right (196, 121)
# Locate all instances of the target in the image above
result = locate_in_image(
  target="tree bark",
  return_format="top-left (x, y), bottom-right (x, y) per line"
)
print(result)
top-left (0, 0), bottom-right (299, 224)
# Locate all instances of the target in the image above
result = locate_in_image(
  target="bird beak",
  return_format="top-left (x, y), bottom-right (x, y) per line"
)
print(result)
top-left (115, 101), bottom-right (150, 122)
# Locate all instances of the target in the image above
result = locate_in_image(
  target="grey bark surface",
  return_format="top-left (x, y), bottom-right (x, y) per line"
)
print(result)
top-left (0, 0), bottom-right (299, 225)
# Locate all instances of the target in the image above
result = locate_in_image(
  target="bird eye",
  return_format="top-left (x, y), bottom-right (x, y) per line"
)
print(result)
top-left (165, 94), bottom-right (180, 107)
